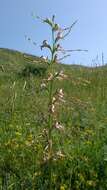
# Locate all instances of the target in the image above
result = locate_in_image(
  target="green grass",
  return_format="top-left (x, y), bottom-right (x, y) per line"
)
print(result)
top-left (0, 48), bottom-right (107, 189)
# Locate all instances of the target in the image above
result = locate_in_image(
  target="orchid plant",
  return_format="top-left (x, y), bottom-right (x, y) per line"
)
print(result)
top-left (35, 15), bottom-right (87, 189)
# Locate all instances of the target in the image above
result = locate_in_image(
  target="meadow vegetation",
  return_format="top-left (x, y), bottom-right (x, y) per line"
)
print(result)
top-left (0, 16), bottom-right (107, 190)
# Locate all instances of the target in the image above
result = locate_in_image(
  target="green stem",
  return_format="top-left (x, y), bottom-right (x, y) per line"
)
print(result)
top-left (48, 28), bottom-right (55, 155)
top-left (48, 68), bottom-right (54, 190)
top-left (48, 28), bottom-right (55, 190)
top-left (48, 79), bottom-right (53, 153)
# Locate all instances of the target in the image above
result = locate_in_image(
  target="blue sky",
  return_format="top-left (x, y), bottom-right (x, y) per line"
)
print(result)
top-left (0, 0), bottom-right (107, 65)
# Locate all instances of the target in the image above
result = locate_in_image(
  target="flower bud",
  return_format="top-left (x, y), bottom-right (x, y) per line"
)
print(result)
top-left (53, 24), bottom-right (60, 31)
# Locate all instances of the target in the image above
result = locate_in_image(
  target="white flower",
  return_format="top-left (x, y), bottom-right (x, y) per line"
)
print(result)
top-left (58, 89), bottom-right (64, 98)
top-left (47, 73), bottom-right (53, 81)
top-left (55, 72), bottom-right (58, 75)
top-left (56, 150), bottom-right (65, 158)
top-left (51, 104), bottom-right (55, 113)
top-left (41, 40), bottom-right (51, 51)
top-left (57, 31), bottom-right (63, 39)
top-left (54, 121), bottom-right (64, 131)
top-left (52, 97), bottom-right (56, 103)
top-left (40, 83), bottom-right (46, 89)
top-left (53, 54), bottom-right (58, 62)
top-left (40, 56), bottom-right (46, 60)
top-left (59, 70), bottom-right (67, 78)
top-left (43, 40), bottom-right (48, 45)
top-left (57, 44), bottom-right (63, 51)
top-left (56, 71), bottom-right (67, 80)
top-left (55, 29), bottom-right (63, 42)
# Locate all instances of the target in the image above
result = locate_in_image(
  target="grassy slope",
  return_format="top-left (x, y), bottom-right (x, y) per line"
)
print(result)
top-left (0, 47), bottom-right (107, 146)
top-left (1, 48), bottom-right (107, 189)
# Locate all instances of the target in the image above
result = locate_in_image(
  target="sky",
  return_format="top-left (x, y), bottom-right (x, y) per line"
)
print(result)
top-left (0, 0), bottom-right (107, 66)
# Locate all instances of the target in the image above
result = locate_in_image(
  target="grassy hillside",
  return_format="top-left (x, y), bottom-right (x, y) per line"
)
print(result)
top-left (0, 48), bottom-right (107, 189)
